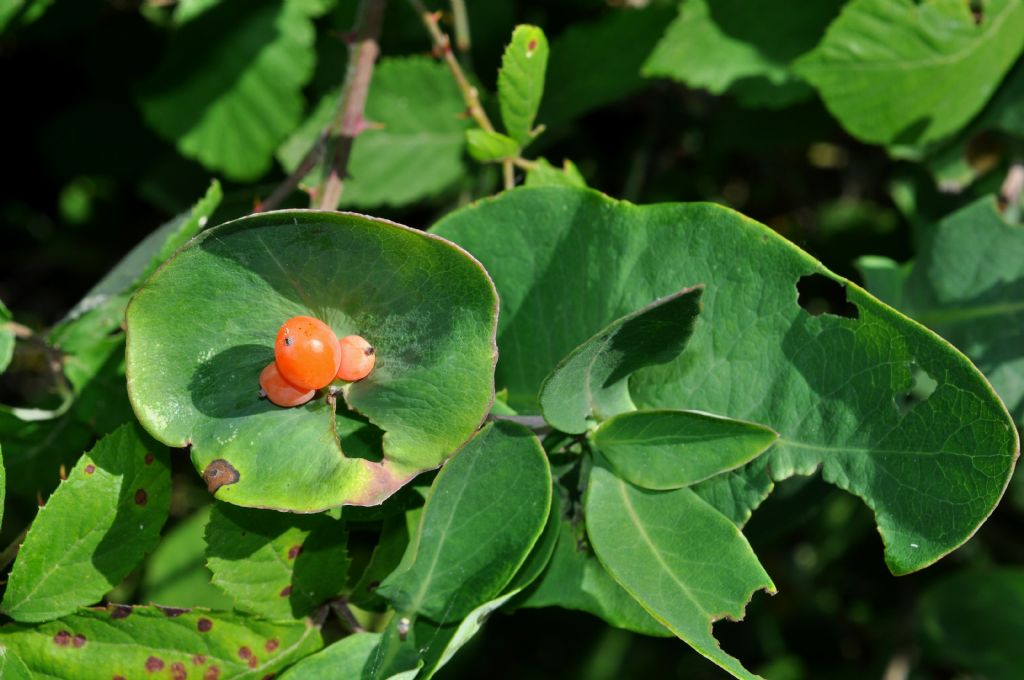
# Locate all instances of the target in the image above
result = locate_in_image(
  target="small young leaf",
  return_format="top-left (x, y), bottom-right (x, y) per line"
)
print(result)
top-left (585, 463), bottom-right (775, 680)
top-left (465, 129), bottom-right (521, 163)
top-left (376, 421), bottom-right (551, 623)
top-left (539, 287), bottom-right (703, 434)
top-left (524, 157), bottom-right (586, 188)
top-left (0, 606), bottom-right (322, 678)
top-left (279, 632), bottom-right (381, 679)
top-left (2, 425), bottom-right (170, 623)
top-left (795, 0), bottom-right (1024, 145)
top-left (498, 25), bottom-right (549, 146)
top-left (206, 502), bottom-right (349, 620)
top-left (593, 409), bottom-right (778, 490)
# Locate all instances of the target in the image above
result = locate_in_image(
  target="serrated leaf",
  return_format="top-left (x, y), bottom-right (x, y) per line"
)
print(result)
top-left (0, 606), bottom-right (322, 678)
top-left (594, 409), bottom-right (778, 490)
top-left (918, 567), bottom-right (1024, 679)
top-left (142, 506), bottom-right (234, 610)
top-left (0, 299), bottom-right (13, 374)
top-left (279, 631), bottom-right (381, 679)
top-left (206, 502), bottom-right (349, 620)
top-left (377, 421), bottom-right (551, 623)
top-left (643, 0), bottom-right (844, 108)
top-left (277, 56), bottom-right (470, 208)
top-left (862, 196), bottom-right (1024, 425)
top-left (465, 129), bottom-right (520, 163)
top-left (431, 186), bottom-right (1019, 575)
top-left (524, 157), bottom-right (586, 188)
top-left (585, 462), bottom-right (775, 680)
top-left (517, 491), bottom-right (669, 637)
top-left (138, 0), bottom-right (318, 180)
top-left (125, 210), bottom-right (498, 511)
top-left (498, 25), bottom-right (549, 146)
top-left (2, 425), bottom-right (170, 623)
top-left (541, 5), bottom-right (675, 127)
top-left (795, 0), bottom-right (1024, 145)
top-left (539, 287), bottom-right (702, 434)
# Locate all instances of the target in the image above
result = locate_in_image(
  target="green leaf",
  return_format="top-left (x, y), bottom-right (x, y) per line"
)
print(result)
top-left (0, 299), bottom-right (13, 374)
top-left (377, 421), bottom-right (551, 622)
top-left (0, 646), bottom-right (31, 680)
top-left (585, 463), bottom-right (774, 680)
top-left (642, 0), bottom-right (844, 108)
top-left (517, 492), bottom-right (669, 637)
top-left (141, 506), bottom-right (234, 610)
top-left (277, 56), bottom-right (470, 208)
top-left (524, 157), bottom-right (586, 188)
top-left (539, 287), bottom-right (703, 434)
top-left (0, 0), bottom-right (51, 34)
top-left (279, 632), bottom-right (381, 679)
top-left (862, 196), bottom-right (1024, 425)
top-left (431, 186), bottom-right (1018, 575)
top-left (594, 409), bottom-right (778, 490)
top-left (795, 0), bottom-right (1024, 145)
top-left (349, 510), bottom-right (421, 612)
top-left (206, 502), bottom-right (349, 620)
top-left (138, 0), bottom-right (318, 180)
top-left (125, 210), bottom-right (498, 511)
top-left (2, 425), bottom-right (170, 623)
top-left (498, 25), bottom-right (549, 146)
top-left (0, 444), bottom-right (5, 532)
top-left (465, 129), bottom-right (521, 163)
top-left (0, 606), bottom-right (323, 678)
top-left (918, 567), bottom-right (1024, 679)
top-left (540, 5), bottom-right (675, 127)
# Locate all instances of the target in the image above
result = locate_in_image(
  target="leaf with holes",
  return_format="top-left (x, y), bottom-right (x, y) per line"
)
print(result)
top-left (0, 606), bottom-right (322, 678)
top-left (277, 56), bottom-right (471, 208)
top-left (205, 502), bottom-right (349, 620)
top-left (432, 186), bottom-right (1018, 576)
top-left (1, 424), bottom-right (170, 623)
top-left (498, 25), bottom-right (549, 146)
top-left (138, 0), bottom-right (319, 180)
top-left (125, 210), bottom-right (498, 512)
top-left (586, 462), bottom-right (775, 680)
top-left (642, 0), bottom-right (845, 109)
top-left (593, 409), bottom-right (777, 490)
top-left (376, 421), bottom-right (551, 623)
top-left (539, 287), bottom-right (702, 434)
top-left (795, 0), bottom-right (1024, 145)
top-left (859, 196), bottom-right (1024, 426)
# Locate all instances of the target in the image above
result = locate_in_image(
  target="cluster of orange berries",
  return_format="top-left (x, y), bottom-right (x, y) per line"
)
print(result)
top-left (259, 316), bottom-right (376, 408)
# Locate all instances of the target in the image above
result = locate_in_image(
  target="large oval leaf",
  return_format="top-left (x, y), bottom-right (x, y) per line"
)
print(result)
top-left (126, 210), bottom-right (498, 512)
top-left (431, 186), bottom-right (1019, 575)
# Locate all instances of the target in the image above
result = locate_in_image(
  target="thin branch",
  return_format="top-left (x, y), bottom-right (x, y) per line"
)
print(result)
top-left (257, 132), bottom-right (328, 212)
top-left (406, 0), bottom-right (494, 133)
top-left (329, 597), bottom-right (365, 633)
top-left (314, 0), bottom-right (388, 211)
top-left (450, 0), bottom-right (471, 53)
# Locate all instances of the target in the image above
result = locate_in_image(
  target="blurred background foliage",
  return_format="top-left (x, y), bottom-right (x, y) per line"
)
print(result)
top-left (1, 0), bottom-right (1022, 677)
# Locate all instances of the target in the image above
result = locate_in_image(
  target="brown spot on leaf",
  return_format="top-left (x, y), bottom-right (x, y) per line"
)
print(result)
top-left (265, 639), bottom-right (279, 653)
top-left (192, 654), bottom-right (206, 665)
top-left (279, 585), bottom-right (292, 597)
top-left (287, 545), bottom-right (302, 559)
top-left (263, 675), bottom-right (276, 680)
top-left (144, 453), bottom-right (155, 465)
top-left (238, 646), bottom-right (253, 661)
top-left (203, 459), bottom-right (240, 493)
top-left (85, 464), bottom-right (96, 475)
top-left (114, 676), bottom-right (127, 680)
top-left (145, 656), bottom-right (165, 672)
top-left (160, 606), bottom-right (188, 617)
top-left (204, 667), bottom-right (221, 680)
top-left (197, 618), bottom-right (213, 632)
top-left (110, 605), bottom-right (132, 619)
top-left (171, 662), bottom-right (187, 680)
top-left (54, 630), bottom-right (71, 646)
top-left (528, 39), bottom-right (537, 51)
top-left (73, 634), bottom-right (87, 648)
top-left (248, 657), bottom-right (259, 669)
top-left (135, 489), bottom-right (148, 506)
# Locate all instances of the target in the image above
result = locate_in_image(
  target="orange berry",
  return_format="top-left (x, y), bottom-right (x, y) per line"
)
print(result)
top-left (336, 335), bottom-right (376, 382)
top-left (259, 362), bottom-right (314, 407)
top-left (274, 316), bottom-right (342, 391)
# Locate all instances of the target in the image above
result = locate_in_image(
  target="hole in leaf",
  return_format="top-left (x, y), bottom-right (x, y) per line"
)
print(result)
top-left (896, 361), bottom-right (938, 417)
top-left (796, 273), bottom-right (859, 319)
